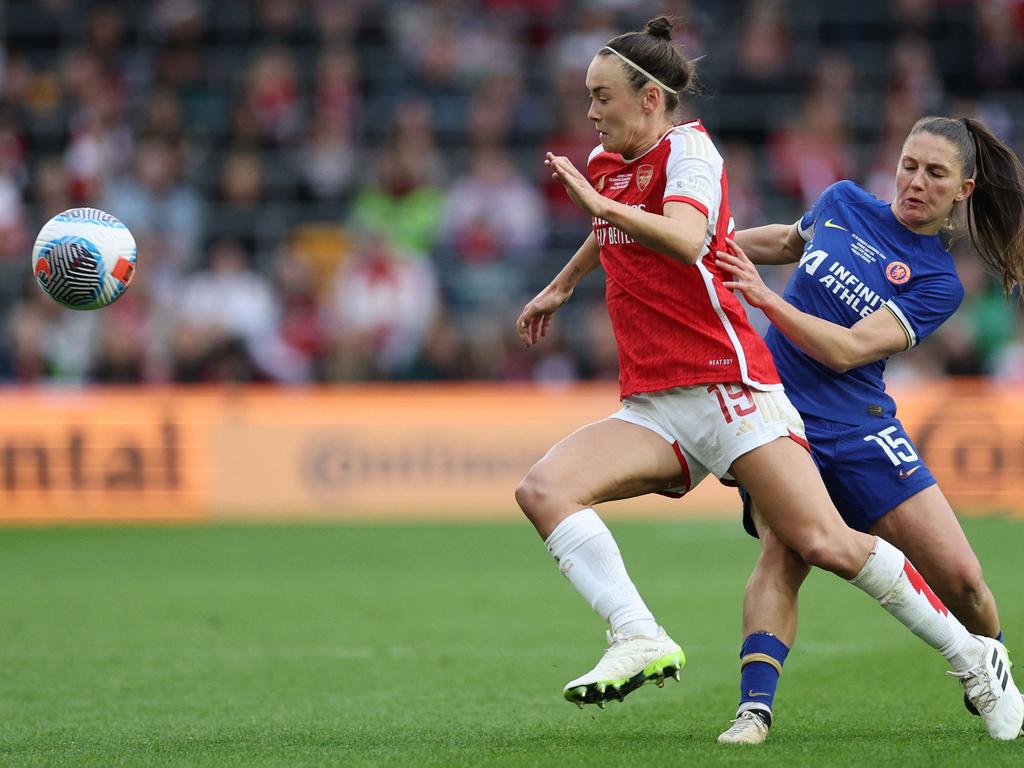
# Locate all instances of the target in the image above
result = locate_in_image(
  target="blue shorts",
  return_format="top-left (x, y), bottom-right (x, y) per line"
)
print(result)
top-left (742, 415), bottom-right (936, 537)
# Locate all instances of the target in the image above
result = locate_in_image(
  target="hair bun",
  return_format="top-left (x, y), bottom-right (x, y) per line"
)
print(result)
top-left (644, 16), bottom-right (673, 41)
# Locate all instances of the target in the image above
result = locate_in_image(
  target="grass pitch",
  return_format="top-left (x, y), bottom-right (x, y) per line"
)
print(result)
top-left (1, 517), bottom-right (1022, 767)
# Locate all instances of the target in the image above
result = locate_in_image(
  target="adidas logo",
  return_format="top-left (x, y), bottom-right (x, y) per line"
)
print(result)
top-left (993, 647), bottom-right (1010, 692)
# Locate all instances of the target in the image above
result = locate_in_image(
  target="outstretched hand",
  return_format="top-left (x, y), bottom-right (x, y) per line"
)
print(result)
top-left (716, 238), bottom-right (778, 310)
top-left (545, 152), bottom-right (604, 217)
top-left (515, 284), bottom-right (573, 347)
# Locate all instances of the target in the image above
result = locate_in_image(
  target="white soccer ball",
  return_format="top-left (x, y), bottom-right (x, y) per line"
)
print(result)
top-left (32, 207), bottom-right (137, 310)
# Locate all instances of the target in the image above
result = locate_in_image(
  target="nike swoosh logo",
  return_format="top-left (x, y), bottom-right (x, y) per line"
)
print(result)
top-left (824, 219), bottom-right (848, 231)
top-left (899, 466), bottom-right (921, 479)
top-left (747, 690), bottom-right (771, 697)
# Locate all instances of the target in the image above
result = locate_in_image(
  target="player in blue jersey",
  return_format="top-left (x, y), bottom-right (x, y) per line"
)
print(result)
top-left (713, 116), bottom-right (1024, 744)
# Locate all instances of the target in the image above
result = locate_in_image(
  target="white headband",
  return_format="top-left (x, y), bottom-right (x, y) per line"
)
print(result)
top-left (601, 46), bottom-right (677, 95)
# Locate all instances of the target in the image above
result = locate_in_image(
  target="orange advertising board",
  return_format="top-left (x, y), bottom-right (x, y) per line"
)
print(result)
top-left (208, 385), bottom-right (720, 520)
top-left (0, 382), bottom-right (1020, 524)
top-left (887, 382), bottom-right (1024, 510)
top-left (0, 389), bottom-right (210, 522)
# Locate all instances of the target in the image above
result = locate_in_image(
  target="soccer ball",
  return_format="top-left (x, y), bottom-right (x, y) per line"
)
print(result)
top-left (32, 207), bottom-right (137, 310)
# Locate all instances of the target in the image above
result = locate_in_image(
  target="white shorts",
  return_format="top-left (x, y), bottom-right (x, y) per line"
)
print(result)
top-left (610, 383), bottom-right (807, 496)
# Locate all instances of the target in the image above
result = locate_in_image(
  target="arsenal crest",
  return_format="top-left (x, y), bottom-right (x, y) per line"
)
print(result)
top-left (637, 164), bottom-right (654, 191)
top-left (596, 175), bottom-right (606, 192)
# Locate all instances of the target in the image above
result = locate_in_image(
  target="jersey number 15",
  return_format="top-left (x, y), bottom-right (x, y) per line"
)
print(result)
top-left (863, 426), bottom-right (919, 466)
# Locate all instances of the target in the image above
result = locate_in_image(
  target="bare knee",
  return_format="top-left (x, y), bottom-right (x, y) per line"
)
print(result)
top-left (514, 471), bottom-right (547, 520)
top-left (754, 531), bottom-right (811, 590)
top-left (792, 529), bottom-right (861, 578)
top-left (942, 558), bottom-right (987, 608)
top-left (515, 469), bottom-right (571, 536)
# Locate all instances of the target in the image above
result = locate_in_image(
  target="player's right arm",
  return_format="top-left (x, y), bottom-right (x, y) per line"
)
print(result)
top-left (516, 232), bottom-right (600, 347)
top-left (718, 237), bottom-right (910, 372)
top-left (733, 222), bottom-right (805, 265)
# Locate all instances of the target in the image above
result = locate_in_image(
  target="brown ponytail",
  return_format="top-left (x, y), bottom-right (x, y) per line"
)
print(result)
top-left (962, 118), bottom-right (1024, 295)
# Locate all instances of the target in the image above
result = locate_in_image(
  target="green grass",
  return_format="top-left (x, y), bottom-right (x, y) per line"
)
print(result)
top-left (1, 518), bottom-right (1022, 767)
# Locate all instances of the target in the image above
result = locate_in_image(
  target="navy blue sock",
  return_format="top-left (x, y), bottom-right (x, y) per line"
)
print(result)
top-left (738, 632), bottom-right (790, 719)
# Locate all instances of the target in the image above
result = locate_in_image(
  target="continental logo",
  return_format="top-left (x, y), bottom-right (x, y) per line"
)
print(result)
top-left (302, 434), bottom-right (538, 498)
top-left (0, 421), bottom-right (180, 492)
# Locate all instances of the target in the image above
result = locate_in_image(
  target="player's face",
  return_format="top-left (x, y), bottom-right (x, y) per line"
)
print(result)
top-left (892, 132), bottom-right (975, 234)
top-left (585, 54), bottom-right (657, 157)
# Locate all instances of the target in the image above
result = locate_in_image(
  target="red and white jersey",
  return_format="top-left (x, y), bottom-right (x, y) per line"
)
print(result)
top-left (587, 120), bottom-right (781, 398)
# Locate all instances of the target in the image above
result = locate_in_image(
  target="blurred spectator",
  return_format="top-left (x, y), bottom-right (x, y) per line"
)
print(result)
top-left (297, 115), bottom-right (356, 204)
top-left (90, 287), bottom-right (151, 383)
top-left (863, 90), bottom-right (920, 201)
top-left (439, 146), bottom-right (545, 310)
top-left (32, 156), bottom-right (75, 220)
top-left (273, 243), bottom-right (331, 380)
top-left (0, 0), bottom-right (1020, 385)
top-left (172, 238), bottom-right (300, 382)
top-left (100, 136), bottom-right (202, 268)
top-left (465, 72), bottom-right (543, 159)
top-left (718, 0), bottom-right (794, 146)
top-left (348, 99), bottom-right (445, 255)
top-left (312, 47), bottom-right (358, 134)
top-left (405, 311), bottom-right (468, 381)
top-left (207, 149), bottom-right (283, 257)
top-left (392, 5), bottom-right (470, 145)
top-left (138, 89), bottom-right (187, 144)
top-left (8, 286), bottom-right (99, 382)
top-left (257, 0), bottom-right (308, 44)
top-left (540, 74), bottom-right (600, 237)
top-left (971, 2), bottom-right (1024, 93)
top-left (887, 35), bottom-right (944, 117)
top-left (552, 6), bottom-right (616, 74)
top-left (62, 52), bottom-right (132, 202)
top-left (244, 47), bottom-right (302, 145)
top-left (312, 0), bottom-right (363, 46)
top-left (324, 231), bottom-right (440, 380)
top-left (768, 94), bottom-right (852, 208)
top-left (721, 142), bottom-right (766, 228)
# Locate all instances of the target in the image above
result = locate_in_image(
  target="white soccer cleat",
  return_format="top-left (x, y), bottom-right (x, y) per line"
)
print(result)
top-left (563, 627), bottom-right (685, 707)
top-left (717, 709), bottom-right (771, 745)
top-left (949, 636), bottom-right (1024, 740)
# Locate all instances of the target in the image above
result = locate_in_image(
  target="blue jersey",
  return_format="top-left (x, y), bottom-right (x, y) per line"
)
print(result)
top-left (766, 181), bottom-right (964, 426)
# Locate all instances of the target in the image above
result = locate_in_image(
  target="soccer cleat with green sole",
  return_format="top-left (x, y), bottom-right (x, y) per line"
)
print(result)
top-left (563, 627), bottom-right (685, 708)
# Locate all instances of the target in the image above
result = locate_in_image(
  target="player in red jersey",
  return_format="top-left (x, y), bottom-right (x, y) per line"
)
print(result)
top-left (513, 16), bottom-right (1021, 740)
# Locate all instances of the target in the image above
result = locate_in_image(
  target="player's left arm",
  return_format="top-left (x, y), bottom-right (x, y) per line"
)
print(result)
top-left (545, 152), bottom-right (708, 264)
top-left (717, 238), bottom-right (909, 373)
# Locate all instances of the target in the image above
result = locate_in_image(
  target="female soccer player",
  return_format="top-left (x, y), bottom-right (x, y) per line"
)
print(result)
top-left (514, 17), bottom-right (1023, 741)
top-left (713, 115), bottom-right (1024, 744)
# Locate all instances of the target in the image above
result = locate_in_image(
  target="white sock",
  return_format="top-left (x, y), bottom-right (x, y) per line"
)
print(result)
top-left (544, 508), bottom-right (660, 638)
top-left (848, 536), bottom-right (982, 671)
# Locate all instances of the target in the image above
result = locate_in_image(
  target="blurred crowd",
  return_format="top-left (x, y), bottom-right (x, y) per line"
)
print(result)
top-left (1, 0), bottom-right (1023, 385)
